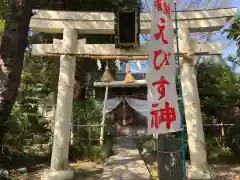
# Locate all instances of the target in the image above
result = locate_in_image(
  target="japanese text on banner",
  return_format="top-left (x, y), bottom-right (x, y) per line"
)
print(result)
top-left (147, 0), bottom-right (181, 134)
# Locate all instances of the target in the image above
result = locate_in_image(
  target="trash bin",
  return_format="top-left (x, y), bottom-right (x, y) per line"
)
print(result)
top-left (158, 135), bottom-right (184, 180)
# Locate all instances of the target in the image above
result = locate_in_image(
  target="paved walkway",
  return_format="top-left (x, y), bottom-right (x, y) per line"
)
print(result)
top-left (101, 137), bottom-right (151, 180)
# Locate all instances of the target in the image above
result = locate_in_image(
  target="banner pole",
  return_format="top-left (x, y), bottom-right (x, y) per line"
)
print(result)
top-left (173, 1), bottom-right (187, 180)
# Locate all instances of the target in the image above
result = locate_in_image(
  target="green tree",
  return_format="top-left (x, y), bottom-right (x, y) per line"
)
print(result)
top-left (6, 53), bottom-right (53, 150)
top-left (225, 13), bottom-right (240, 67)
top-left (196, 58), bottom-right (240, 151)
top-left (197, 58), bottom-right (240, 123)
top-left (226, 13), bottom-right (240, 51)
top-left (0, 0), bottom-right (33, 149)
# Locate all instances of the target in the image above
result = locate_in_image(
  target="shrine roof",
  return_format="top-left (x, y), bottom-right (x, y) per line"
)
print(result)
top-left (94, 79), bottom-right (147, 87)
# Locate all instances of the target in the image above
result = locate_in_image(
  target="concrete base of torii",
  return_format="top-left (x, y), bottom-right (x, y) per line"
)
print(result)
top-left (41, 168), bottom-right (74, 180)
top-left (188, 167), bottom-right (215, 180)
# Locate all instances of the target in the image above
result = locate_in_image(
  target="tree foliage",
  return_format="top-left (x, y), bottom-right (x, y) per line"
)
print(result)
top-left (226, 13), bottom-right (240, 50)
top-left (196, 58), bottom-right (240, 155)
top-left (197, 58), bottom-right (240, 122)
top-left (225, 13), bottom-right (240, 68)
top-left (5, 53), bottom-right (52, 150)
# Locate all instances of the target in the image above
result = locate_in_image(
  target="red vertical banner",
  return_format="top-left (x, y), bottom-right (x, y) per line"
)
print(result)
top-left (147, 0), bottom-right (181, 134)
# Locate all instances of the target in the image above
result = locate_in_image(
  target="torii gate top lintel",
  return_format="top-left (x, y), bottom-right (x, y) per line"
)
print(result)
top-left (30, 8), bottom-right (236, 34)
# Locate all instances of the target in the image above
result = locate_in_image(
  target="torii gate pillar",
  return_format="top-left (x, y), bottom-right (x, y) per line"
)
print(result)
top-left (41, 28), bottom-right (77, 180)
top-left (179, 27), bottom-right (214, 179)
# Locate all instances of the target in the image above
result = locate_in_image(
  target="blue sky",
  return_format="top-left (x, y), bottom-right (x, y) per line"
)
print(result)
top-left (125, 0), bottom-right (240, 73)
top-left (230, 0), bottom-right (239, 8)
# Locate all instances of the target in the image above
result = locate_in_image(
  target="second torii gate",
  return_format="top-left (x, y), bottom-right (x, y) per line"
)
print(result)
top-left (30, 8), bottom-right (236, 180)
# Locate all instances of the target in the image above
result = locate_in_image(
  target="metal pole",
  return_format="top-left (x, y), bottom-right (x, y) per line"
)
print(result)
top-left (157, 134), bottom-right (160, 179)
top-left (123, 97), bottom-right (126, 126)
top-left (174, 1), bottom-right (187, 180)
top-left (157, 134), bottom-right (164, 180)
top-left (100, 86), bottom-right (108, 145)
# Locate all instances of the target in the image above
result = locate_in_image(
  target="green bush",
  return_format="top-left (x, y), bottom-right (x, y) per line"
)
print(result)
top-left (69, 99), bottom-right (113, 163)
top-left (3, 53), bottom-right (52, 155)
top-left (205, 136), bottom-right (240, 163)
top-left (69, 135), bottom-right (113, 163)
top-left (72, 99), bottom-right (102, 139)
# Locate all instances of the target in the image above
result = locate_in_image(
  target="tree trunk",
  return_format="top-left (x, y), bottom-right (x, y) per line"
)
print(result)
top-left (0, 0), bottom-right (33, 148)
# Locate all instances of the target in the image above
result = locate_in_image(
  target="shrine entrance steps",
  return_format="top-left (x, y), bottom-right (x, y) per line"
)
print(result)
top-left (101, 137), bottom-right (151, 180)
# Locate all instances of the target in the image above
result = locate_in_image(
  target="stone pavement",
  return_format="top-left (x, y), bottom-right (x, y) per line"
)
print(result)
top-left (101, 137), bottom-right (151, 180)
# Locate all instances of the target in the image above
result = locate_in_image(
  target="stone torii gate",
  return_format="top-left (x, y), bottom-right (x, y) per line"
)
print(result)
top-left (30, 8), bottom-right (236, 180)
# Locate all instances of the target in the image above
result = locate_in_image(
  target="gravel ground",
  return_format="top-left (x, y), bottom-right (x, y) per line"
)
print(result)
top-left (185, 163), bottom-right (240, 180)
top-left (143, 153), bottom-right (240, 180)
top-left (212, 164), bottom-right (240, 180)
top-left (10, 156), bottom-right (240, 180)
top-left (12, 162), bottom-right (103, 180)
top-left (13, 164), bottom-right (239, 180)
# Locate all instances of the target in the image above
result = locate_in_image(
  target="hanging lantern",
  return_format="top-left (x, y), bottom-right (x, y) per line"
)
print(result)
top-left (114, 1), bottom-right (140, 48)
top-left (85, 86), bottom-right (95, 99)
